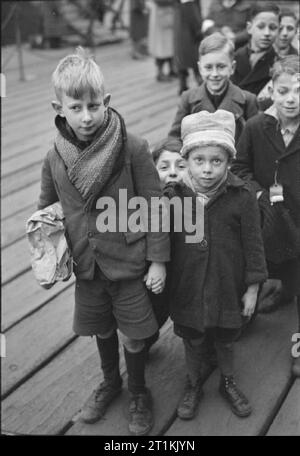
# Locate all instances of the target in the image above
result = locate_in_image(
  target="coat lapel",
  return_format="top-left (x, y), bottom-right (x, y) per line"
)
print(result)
top-left (238, 46), bottom-right (276, 87)
top-left (218, 82), bottom-right (246, 120)
top-left (190, 82), bottom-right (246, 119)
top-left (263, 115), bottom-right (300, 159)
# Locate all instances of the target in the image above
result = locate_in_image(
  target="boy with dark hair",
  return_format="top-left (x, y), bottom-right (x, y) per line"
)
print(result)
top-left (232, 55), bottom-right (300, 377)
top-left (275, 9), bottom-right (299, 57)
top-left (38, 47), bottom-right (170, 435)
top-left (231, 2), bottom-right (280, 95)
top-left (168, 32), bottom-right (258, 141)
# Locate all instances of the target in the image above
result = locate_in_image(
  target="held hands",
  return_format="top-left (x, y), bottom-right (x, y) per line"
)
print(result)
top-left (144, 262), bottom-right (166, 295)
top-left (242, 284), bottom-right (259, 318)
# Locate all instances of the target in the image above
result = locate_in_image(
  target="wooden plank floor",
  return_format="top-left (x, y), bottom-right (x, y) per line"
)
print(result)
top-left (1, 40), bottom-right (299, 436)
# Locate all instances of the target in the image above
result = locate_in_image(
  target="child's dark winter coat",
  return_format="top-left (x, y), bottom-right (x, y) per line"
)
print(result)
top-left (168, 81), bottom-right (258, 142)
top-left (232, 112), bottom-right (300, 290)
top-left (164, 172), bottom-right (267, 333)
top-left (231, 45), bottom-right (277, 95)
top-left (38, 124), bottom-right (170, 281)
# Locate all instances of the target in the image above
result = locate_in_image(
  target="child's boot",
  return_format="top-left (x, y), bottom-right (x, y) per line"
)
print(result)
top-left (79, 331), bottom-right (122, 424)
top-left (124, 346), bottom-right (153, 435)
top-left (177, 376), bottom-right (203, 420)
top-left (292, 297), bottom-right (300, 377)
top-left (219, 375), bottom-right (252, 417)
top-left (177, 338), bottom-right (207, 419)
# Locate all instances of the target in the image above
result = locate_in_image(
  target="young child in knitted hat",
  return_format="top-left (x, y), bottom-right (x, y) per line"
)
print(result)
top-left (164, 109), bottom-right (267, 420)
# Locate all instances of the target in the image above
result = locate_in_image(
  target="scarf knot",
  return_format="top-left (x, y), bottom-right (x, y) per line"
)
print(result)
top-left (55, 108), bottom-right (124, 209)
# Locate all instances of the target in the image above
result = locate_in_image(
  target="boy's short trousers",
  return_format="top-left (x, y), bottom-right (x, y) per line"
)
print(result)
top-left (73, 266), bottom-right (158, 339)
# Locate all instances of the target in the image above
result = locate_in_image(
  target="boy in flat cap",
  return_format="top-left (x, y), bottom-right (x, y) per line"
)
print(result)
top-left (164, 109), bottom-right (267, 420)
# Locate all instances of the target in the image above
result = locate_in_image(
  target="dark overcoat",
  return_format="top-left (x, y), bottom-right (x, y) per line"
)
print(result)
top-left (38, 131), bottom-right (170, 281)
top-left (207, 0), bottom-right (250, 48)
top-left (164, 172), bottom-right (267, 332)
top-left (129, 0), bottom-right (148, 41)
top-left (232, 113), bottom-right (300, 285)
top-left (168, 81), bottom-right (258, 141)
top-left (173, 0), bottom-right (202, 71)
top-left (231, 44), bottom-right (277, 95)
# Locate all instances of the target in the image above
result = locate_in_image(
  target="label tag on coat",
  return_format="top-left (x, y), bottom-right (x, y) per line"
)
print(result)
top-left (269, 183), bottom-right (284, 205)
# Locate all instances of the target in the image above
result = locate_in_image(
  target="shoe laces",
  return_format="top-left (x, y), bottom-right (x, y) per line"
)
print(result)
top-left (94, 382), bottom-right (114, 401)
top-left (182, 378), bottom-right (201, 404)
top-left (224, 377), bottom-right (247, 403)
top-left (129, 393), bottom-right (149, 413)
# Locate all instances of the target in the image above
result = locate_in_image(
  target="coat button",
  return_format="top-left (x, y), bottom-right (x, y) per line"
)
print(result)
top-left (88, 231), bottom-right (93, 238)
top-left (199, 238), bottom-right (208, 249)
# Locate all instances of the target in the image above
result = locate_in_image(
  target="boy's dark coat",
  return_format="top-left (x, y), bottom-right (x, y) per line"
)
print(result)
top-left (168, 81), bottom-right (258, 141)
top-left (173, 0), bottom-right (202, 71)
top-left (207, 0), bottom-right (250, 48)
top-left (164, 173), bottom-right (267, 332)
top-left (38, 133), bottom-right (170, 281)
top-left (232, 113), bottom-right (300, 267)
top-left (231, 44), bottom-right (277, 95)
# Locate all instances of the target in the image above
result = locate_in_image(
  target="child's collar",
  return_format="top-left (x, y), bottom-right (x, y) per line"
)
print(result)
top-left (265, 104), bottom-right (300, 133)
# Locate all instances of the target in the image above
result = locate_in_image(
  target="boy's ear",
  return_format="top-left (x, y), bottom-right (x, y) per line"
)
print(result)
top-left (51, 100), bottom-right (65, 117)
top-left (103, 93), bottom-right (111, 108)
top-left (268, 83), bottom-right (274, 100)
top-left (231, 59), bottom-right (236, 74)
top-left (197, 60), bottom-right (202, 75)
top-left (246, 21), bottom-right (253, 35)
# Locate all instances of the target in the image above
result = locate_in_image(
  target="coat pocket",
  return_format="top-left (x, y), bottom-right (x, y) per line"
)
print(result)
top-left (123, 231), bottom-right (146, 245)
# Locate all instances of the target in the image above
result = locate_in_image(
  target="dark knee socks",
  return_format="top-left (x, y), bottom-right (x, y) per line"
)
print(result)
top-left (96, 331), bottom-right (122, 386)
top-left (215, 341), bottom-right (234, 377)
top-left (124, 346), bottom-right (147, 395)
top-left (183, 337), bottom-right (211, 386)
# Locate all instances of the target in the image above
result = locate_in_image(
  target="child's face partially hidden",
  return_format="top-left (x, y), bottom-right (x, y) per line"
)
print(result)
top-left (53, 92), bottom-right (110, 141)
top-left (271, 72), bottom-right (300, 121)
top-left (187, 145), bottom-right (229, 190)
top-left (156, 150), bottom-right (187, 185)
top-left (277, 16), bottom-right (297, 50)
top-left (247, 12), bottom-right (279, 51)
top-left (198, 49), bottom-right (234, 95)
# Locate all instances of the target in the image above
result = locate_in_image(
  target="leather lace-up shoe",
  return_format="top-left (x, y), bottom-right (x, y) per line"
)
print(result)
top-left (219, 376), bottom-right (252, 417)
top-left (128, 389), bottom-right (153, 436)
top-left (79, 380), bottom-right (122, 424)
top-left (177, 377), bottom-right (203, 420)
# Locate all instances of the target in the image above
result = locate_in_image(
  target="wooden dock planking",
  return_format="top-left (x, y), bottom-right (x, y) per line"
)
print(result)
top-left (1, 182), bottom-right (40, 220)
top-left (267, 380), bottom-right (300, 436)
top-left (1, 336), bottom-right (101, 435)
top-left (3, 40), bottom-right (298, 436)
top-left (2, 286), bottom-right (75, 397)
top-left (1, 270), bottom-right (74, 332)
top-left (2, 237), bottom-right (33, 285)
top-left (1, 322), bottom-right (174, 435)
top-left (166, 304), bottom-right (297, 436)
top-left (66, 322), bottom-right (185, 436)
top-left (2, 82), bottom-right (176, 177)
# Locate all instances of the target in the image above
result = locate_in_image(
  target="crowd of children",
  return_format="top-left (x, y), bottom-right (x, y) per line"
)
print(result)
top-left (36, 1), bottom-right (299, 436)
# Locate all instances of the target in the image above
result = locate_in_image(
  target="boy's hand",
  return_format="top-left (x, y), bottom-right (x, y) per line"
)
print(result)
top-left (144, 262), bottom-right (166, 295)
top-left (242, 284), bottom-right (259, 317)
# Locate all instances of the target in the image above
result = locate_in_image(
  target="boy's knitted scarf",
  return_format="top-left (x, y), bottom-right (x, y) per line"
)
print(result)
top-left (183, 168), bottom-right (228, 206)
top-left (55, 107), bottom-right (123, 209)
